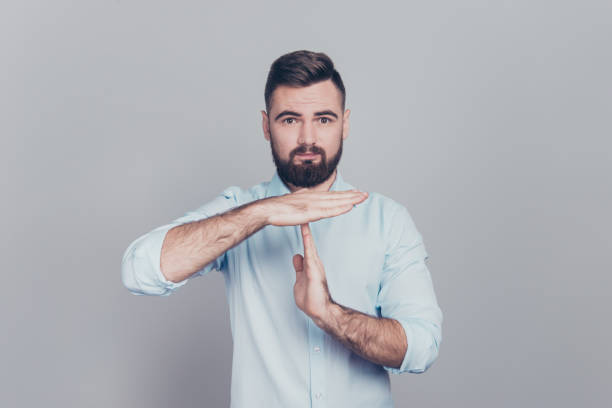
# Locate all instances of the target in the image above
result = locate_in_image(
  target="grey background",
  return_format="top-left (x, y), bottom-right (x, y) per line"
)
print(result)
top-left (2, 1), bottom-right (610, 407)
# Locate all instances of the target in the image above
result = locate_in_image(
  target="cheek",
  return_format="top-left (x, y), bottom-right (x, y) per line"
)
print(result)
top-left (270, 131), bottom-right (295, 157)
top-left (321, 128), bottom-right (342, 150)
top-left (271, 124), bottom-right (297, 142)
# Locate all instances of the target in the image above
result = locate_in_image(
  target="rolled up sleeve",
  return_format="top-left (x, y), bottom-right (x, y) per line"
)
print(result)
top-left (121, 186), bottom-right (241, 296)
top-left (376, 205), bottom-right (443, 374)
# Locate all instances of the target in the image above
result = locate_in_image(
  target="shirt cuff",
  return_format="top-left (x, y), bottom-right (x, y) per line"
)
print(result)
top-left (383, 318), bottom-right (441, 374)
top-left (147, 225), bottom-right (190, 293)
top-left (383, 318), bottom-right (414, 374)
top-left (124, 223), bottom-right (190, 296)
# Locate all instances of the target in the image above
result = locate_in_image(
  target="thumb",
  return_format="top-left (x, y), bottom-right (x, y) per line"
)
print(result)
top-left (292, 254), bottom-right (304, 273)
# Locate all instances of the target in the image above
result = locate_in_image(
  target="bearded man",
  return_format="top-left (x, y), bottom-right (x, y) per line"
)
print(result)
top-left (121, 50), bottom-right (443, 408)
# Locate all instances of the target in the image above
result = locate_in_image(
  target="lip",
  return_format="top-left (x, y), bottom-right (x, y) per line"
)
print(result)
top-left (295, 153), bottom-right (319, 159)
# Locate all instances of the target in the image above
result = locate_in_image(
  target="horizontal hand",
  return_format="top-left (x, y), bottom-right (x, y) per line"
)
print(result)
top-left (264, 189), bottom-right (368, 226)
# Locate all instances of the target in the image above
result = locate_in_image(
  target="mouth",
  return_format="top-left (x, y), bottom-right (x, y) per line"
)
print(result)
top-left (295, 153), bottom-right (320, 159)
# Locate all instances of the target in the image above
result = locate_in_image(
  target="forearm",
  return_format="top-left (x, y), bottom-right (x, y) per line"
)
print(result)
top-left (315, 302), bottom-right (407, 369)
top-left (160, 199), bottom-right (269, 282)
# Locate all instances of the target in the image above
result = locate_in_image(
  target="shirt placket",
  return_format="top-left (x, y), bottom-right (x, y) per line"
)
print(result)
top-left (295, 222), bottom-right (328, 407)
top-left (308, 318), bottom-right (327, 407)
top-left (307, 223), bottom-right (327, 407)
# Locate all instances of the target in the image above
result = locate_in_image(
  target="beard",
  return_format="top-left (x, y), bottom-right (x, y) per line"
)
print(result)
top-left (269, 133), bottom-right (343, 188)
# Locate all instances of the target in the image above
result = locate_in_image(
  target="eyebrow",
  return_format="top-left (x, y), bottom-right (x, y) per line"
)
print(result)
top-left (274, 110), bottom-right (302, 121)
top-left (314, 110), bottom-right (338, 119)
top-left (274, 109), bottom-right (339, 121)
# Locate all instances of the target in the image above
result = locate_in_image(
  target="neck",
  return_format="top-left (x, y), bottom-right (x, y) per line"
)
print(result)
top-left (285, 169), bottom-right (338, 193)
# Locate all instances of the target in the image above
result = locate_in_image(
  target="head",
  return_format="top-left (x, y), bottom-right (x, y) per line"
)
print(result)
top-left (262, 50), bottom-right (350, 188)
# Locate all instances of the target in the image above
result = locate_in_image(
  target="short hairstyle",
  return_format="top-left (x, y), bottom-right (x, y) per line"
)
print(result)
top-left (264, 50), bottom-right (346, 112)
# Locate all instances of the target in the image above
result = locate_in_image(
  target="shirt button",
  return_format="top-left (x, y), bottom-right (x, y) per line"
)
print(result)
top-left (314, 346), bottom-right (320, 352)
top-left (315, 392), bottom-right (323, 399)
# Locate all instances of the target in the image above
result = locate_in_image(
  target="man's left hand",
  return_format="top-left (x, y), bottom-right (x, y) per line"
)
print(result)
top-left (292, 223), bottom-right (333, 324)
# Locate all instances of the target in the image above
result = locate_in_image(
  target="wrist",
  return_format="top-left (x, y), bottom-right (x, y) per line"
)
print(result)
top-left (247, 199), bottom-right (272, 228)
top-left (313, 300), bottom-right (340, 330)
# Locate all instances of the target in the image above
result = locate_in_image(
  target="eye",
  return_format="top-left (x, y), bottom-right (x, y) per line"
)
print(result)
top-left (319, 117), bottom-right (330, 124)
top-left (283, 117), bottom-right (296, 124)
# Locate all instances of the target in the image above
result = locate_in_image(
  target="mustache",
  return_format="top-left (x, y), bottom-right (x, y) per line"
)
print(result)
top-left (292, 145), bottom-right (325, 156)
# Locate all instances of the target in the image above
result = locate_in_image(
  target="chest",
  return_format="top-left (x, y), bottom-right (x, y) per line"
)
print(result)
top-left (311, 218), bottom-right (385, 315)
top-left (229, 214), bottom-right (386, 316)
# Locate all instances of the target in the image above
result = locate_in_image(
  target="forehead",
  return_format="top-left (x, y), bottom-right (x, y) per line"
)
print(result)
top-left (269, 79), bottom-right (343, 115)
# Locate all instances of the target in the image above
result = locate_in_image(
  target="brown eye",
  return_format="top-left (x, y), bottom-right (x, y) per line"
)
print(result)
top-left (320, 117), bottom-right (329, 124)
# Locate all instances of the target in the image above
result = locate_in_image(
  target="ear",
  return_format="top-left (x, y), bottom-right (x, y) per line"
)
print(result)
top-left (261, 110), bottom-right (271, 141)
top-left (342, 108), bottom-right (350, 141)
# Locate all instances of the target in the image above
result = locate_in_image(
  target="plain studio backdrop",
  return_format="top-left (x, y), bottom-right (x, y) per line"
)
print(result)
top-left (1, 1), bottom-right (610, 407)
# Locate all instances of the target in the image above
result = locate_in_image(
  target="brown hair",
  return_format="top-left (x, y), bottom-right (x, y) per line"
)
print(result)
top-left (264, 50), bottom-right (346, 112)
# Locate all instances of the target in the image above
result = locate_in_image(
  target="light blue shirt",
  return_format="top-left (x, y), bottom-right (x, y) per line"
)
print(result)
top-left (121, 169), bottom-right (443, 408)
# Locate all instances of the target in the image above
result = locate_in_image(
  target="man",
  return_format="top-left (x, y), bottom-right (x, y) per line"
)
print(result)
top-left (121, 50), bottom-right (443, 407)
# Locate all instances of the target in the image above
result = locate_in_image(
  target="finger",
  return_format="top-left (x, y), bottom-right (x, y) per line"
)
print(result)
top-left (309, 190), bottom-right (368, 200)
top-left (292, 253), bottom-right (304, 273)
top-left (298, 194), bottom-right (366, 210)
top-left (310, 194), bottom-right (368, 211)
top-left (300, 223), bottom-right (318, 259)
top-left (291, 189), bottom-right (365, 198)
top-left (300, 198), bottom-right (367, 223)
top-left (319, 193), bottom-right (368, 204)
top-left (320, 192), bottom-right (368, 204)
top-left (316, 204), bottom-right (356, 219)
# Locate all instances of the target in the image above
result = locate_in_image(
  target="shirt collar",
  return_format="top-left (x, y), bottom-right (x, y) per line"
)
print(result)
top-left (265, 168), bottom-right (353, 198)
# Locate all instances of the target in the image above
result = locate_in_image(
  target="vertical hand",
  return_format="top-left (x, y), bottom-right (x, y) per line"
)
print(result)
top-left (292, 223), bottom-right (333, 322)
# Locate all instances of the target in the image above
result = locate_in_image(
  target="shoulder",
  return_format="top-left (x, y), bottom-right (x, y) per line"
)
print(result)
top-left (362, 191), bottom-right (423, 250)
top-left (215, 179), bottom-right (270, 205)
top-left (340, 174), bottom-right (415, 223)
top-left (183, 179), bottom-right (267, 219)
top-left (362, 191), bottom-right (411, 223)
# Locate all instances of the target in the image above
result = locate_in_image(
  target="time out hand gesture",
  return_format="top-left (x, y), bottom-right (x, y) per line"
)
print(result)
top-left (265, 189), bottom-right (368, 226)
top-left (292, 223), bottom-right (332, 323)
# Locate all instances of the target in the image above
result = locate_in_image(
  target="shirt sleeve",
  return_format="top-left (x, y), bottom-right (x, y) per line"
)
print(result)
top-left (121, 186), bottom-right (241, 296)
top-left (376, 204), bottom-right (443, 374)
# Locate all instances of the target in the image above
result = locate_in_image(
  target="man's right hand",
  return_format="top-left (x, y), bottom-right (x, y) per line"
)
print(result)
top-left (261, 189), bottom-right (369, 227)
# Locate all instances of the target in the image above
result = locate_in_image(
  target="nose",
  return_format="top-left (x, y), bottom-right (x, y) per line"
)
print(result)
top-left (297, 119), bottom-right (316, 146)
